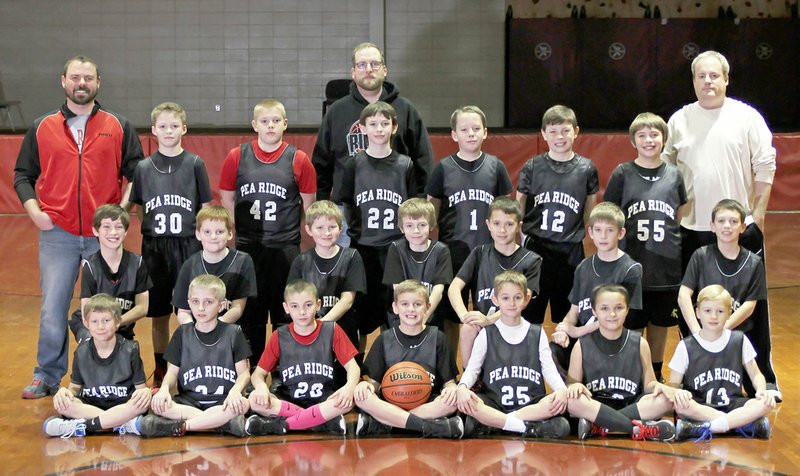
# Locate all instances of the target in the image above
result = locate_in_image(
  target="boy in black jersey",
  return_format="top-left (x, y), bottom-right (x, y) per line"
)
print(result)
top-left (383, 198), bottom-right (452, 328)
top-left (551, 202), bottom-right (643, 375)
top-left (669, 285), bottom-right (775, 441)
top-left (151, 275), bottom-right (253, 437)
top-left (354, 280), bottom-right (463, 438)
top-left (449, 197), bottom-right (541, 364)
top-left (678, 199), bottom-right (774, 398)
top-left (172, 206), bottom-right (257, 325)
top-left (333, 102), bottom-right (416, 336)
top-left (287, 200), bottom-right (366, 350)
top-left (567, 285), bottom-right (676, 441)
top-left (456, 271), bottom-right (569, 438)
top-left (517, 105), bottom-right (599, 327)
top-left (219, 99), bottom-right (317, 363)
top-left (129, 102), bottom-right (213, 388)
top-left (68, 205), bottom-right (151, 344)
top-left (246, 280), bottom-right (360, 436)
top-left (604, 113), bottom-right (687, 382)
top-left (44, 295), bottom-right (158, 438)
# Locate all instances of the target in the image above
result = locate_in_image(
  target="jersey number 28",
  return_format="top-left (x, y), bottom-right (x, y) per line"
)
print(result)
top-left (294, 382), bottom-right (323, 399)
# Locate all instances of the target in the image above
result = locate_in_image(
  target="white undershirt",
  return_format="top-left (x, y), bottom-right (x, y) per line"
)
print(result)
top-left (668, 329), bottom-right (756, 375)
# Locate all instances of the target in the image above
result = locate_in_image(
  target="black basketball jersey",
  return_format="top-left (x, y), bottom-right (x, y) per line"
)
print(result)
top-left (437, 154), bottom-right (506, 249)
top-left (172, 249), bottom-right (257, 312)
top-left (605, 162), bottom-right (686, 289)
top-left (682, 331), bottom-right (745, 409)
top-left (459, 245), bottom-right (542, 315)
top-left (291, 247), bottom-right (363, 318)
top-left (277, 322), bottom-right (336, 405)
top-left (133, 151), bottom-right (208, 238)
top-left (581, 329), bottom-right (642, 403)
top-left (82, 250), bottom-right (150, 338)
top-left (569, 254), bottom-right (643, 325)
top-left (386, 239), bottom-right (450, 294)
top-left (349, 151), bottom-right (412, 247)
top-left (234, 143), bottom-right (301, 245)
top-left (482, 324), bottom-right (546, 411)
top-left (177, 323), bottom-right (242, 407)
top-left (517, 153), bottom-right (598, 245)
top-left (71, 336), bottom-right (144, 407)
top-left (381, 326), bottom-right (439, 393)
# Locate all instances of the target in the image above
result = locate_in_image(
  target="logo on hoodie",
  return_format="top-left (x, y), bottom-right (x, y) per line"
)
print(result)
top-left (346, 120), bottom-right (367, 157)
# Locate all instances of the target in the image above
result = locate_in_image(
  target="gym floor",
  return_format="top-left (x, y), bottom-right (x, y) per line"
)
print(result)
top-left (1, 213), bottom-right (797, 475)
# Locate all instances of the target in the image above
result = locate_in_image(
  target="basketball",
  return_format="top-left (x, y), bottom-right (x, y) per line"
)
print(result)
top-left (381, 361), bottom-right (432, 410)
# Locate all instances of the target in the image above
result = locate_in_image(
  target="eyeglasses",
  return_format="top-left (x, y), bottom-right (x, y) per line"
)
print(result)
top-left (355, 61), bottom-right (384, 71)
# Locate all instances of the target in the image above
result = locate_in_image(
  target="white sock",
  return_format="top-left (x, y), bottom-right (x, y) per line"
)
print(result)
top-left (503, 412), bottom-right (526, 433)
top-left (710, 415), bottom-right (730, 433)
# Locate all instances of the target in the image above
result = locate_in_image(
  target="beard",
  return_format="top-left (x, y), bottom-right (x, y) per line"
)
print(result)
top-left (66, 86), bottom-right (98, 106)
top-left (355, 75), bottom-right (383, 92)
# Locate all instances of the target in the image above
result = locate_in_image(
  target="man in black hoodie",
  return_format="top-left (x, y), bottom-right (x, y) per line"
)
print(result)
top-left (313, 42), bottom-right (433, 245)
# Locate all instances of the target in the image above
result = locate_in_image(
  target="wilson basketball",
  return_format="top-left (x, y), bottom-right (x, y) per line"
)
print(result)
top-left (381, 361), bottom-right (432, 410)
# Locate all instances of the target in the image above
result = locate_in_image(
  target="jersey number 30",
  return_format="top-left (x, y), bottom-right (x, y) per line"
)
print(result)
top-left (153, 213), bottom-right (182, 235)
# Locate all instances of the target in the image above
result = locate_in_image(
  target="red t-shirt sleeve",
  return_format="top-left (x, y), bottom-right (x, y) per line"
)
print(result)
top-left (257, 332), bottom-right (281, 371)
top-left (332, 324), bottom-right (358, 366)
top-left (293, 150), bottom-right (317, 194)
top-left (219, 146), bottom-right (242, 191)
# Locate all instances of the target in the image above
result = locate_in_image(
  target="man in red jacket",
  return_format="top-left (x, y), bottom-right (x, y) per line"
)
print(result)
top-left (14, 55), bottom-right (143, 399)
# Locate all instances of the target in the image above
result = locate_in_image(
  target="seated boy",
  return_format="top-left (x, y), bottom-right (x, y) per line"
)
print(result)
top-left (456, 271), bottom-right (569, 438)
top-left (448, 196), bottom-right (541, 365)
top-left (69, 204), bottom-right (151, 343)
top-left (354, 280), bottom-right (463, 438)
top-left (151, 275), bottom-right (252, 436)
top-left (44, 294), bottom-right (153, 437)
top-left (383, 198), bottom-right (452, 328)
top-left (246, 279), bottom-right (360, 435)
top-left (172, 206), bottom-right (257, 325)
top-left (567, 284), bottom-right (676, 441)
top-left (669, 284), bottom-right (775, 441)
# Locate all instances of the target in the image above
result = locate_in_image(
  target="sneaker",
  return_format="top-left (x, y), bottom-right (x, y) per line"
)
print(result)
top-left (463, 415), bottom-right (493, 438)
top-left (632, 419), bottom-right (675, 442)
top-left (421, 416), bottom-right (464, 439)
top-left (734, 416), bottom-right (771, 439)
top-left (22, 379), bottom-right (57, 399)
top-left (676, 419), bottom-right (713, 442)
top-left (244, 415), bottom-right (288, 436)
top-left (577, 418), bottom-right (607, 440)
top-left (523, 416), bottom-right (570, 439)
top-left (114, 416), bottom-right (142, 436)
top-left (311, 415), bottom-right (346, 435)
top-left (138, 414), bottom-right (186, 437)
top-left (220, 414), bottom-right (247, 437)
top-left (43, 417), bottom-right (87, 438)
top-left (355, 412), bottom-right (391, 436)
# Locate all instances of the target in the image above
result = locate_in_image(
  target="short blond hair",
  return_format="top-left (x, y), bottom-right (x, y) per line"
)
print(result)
top-left (393, 279), bottom-right (429, 304)
top-left (696, 284), bottom-right (732, 312)
top-left (151, 102), bottom-right (187, 127)
top-left (253, 98), bottom-right (287, 120)
top-left (196, 206), bottom-right (233, 232)
top-left (628, 112), bottom-right (667, 144)
top-left (450, 105), bottom-right (487, 130)
top-left (691, 50), bottom-right (730, 80)
top-left (588, 202), bottom-right (625, 230)
top-left (493, 270), bottom-right (527, 295)
top-left (398, 198), bottom-right (436, 229)
top-left (84, 293), bottom-right (122, 322)
top-left (305, 200), bottom-right (343, 228)
top-left (188, 274), bottom-right (226, 301)
top-left (284, 279), bottom-right (318, 300)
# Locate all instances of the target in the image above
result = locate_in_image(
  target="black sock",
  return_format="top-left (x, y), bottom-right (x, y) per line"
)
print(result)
top-left (154, 353), bottom-right (167, 373)
top-left (653, 361), bottom-right (663, 381)
top-left (405, 414), bottom-right (424, 432)
top-left (619, 403), bottom-right (641, 421)
top-left (85, 416), bottom-right (103, 434)
top-left (595, 404), bottom-right (633, 434)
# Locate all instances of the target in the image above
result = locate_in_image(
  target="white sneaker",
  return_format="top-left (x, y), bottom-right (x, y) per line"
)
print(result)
top-left (43, 417), bottom-right (87, 438)
top-left (114, 416), bottom-right (142, 436)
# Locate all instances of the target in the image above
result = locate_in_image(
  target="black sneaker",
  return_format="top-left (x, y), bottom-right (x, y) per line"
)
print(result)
top-left (220, 414), bottom-right (246, 437)
top-left (355, 412), bottom-right (391, 436)
top-left (675, 419), bottom-right (713, 442)
top-left (244, 414), bottom-right (288, 436)
top-left (463, 415), bottom-right (493, 438)
top-left (139, 414), bottom-right (186, 437)
top-left (421, 416), bottom-right (464, 439)
top-left (632, 419), bottom-right (675, 442)
top-left (523, 416), bottom-right (570, 439)
top-left (311, 415), bottom-right (346, 435)
top-left (735, 416), bottom-right (770, 439)
top-left (577, 418), bottom-right (607, 440)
